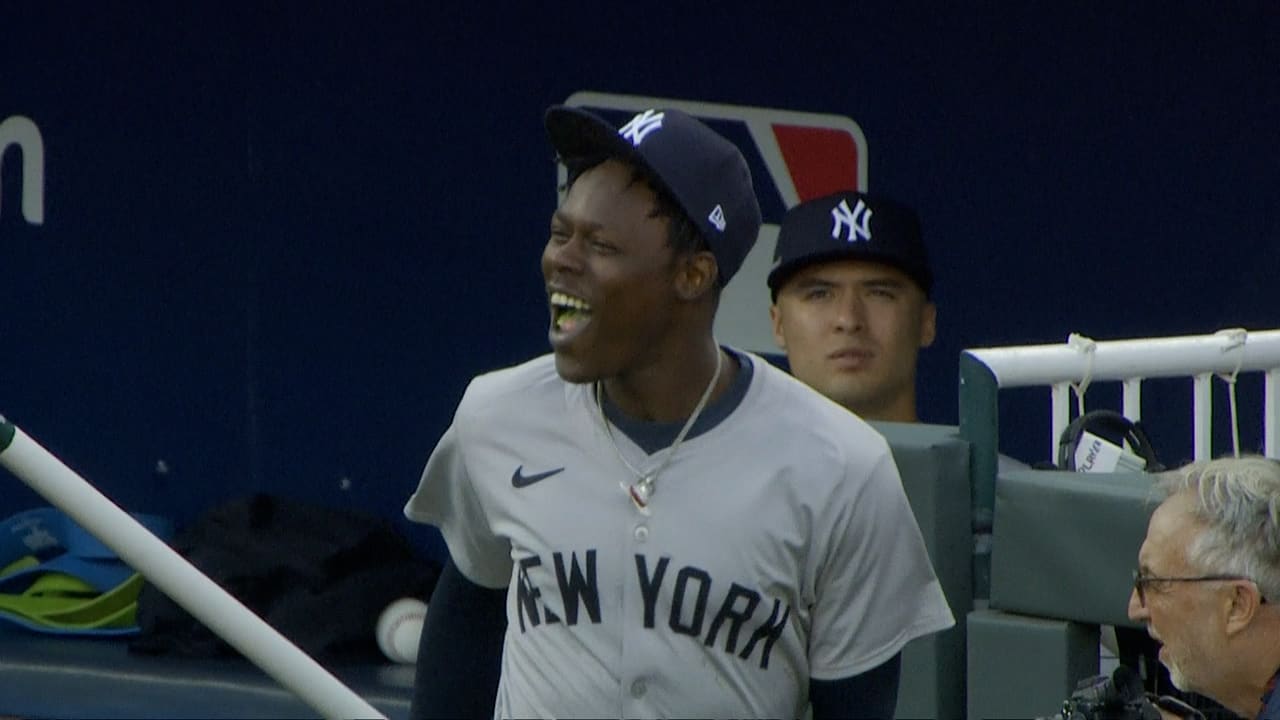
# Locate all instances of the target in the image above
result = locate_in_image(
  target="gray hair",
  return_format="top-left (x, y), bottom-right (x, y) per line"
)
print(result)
top-left (1157, 455), bottom-right (1280, 600)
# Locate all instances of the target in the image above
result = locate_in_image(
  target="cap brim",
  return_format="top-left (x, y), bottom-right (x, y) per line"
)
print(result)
top-left (545, 105), bottom-right (639, 165)
top-left (768, 249), bottom-right (932, 297)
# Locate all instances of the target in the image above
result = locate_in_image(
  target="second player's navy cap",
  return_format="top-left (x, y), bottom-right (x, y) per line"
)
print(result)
top-left (544, 105), bottom-right (763, 286)
top-left (766, 190), bottom-right (933, 299)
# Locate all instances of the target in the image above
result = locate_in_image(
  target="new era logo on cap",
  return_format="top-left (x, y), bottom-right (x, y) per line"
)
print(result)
top-left (708, 205), bottom-right (726, 232)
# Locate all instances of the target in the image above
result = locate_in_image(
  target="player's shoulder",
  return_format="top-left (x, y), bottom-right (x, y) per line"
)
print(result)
top-left (742, 353), bottom-right (888, 440)
top-left (457, 354), bottom-right (564, 416)
top-left (740, 351), bottom-right (893, 460)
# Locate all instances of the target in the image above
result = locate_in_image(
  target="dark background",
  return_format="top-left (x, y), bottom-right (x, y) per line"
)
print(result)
top-left (2, 2), bottom-right (1276, 558)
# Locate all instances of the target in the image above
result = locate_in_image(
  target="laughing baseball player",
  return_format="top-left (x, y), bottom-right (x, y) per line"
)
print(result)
top-left (404, 105), bottom-right (953, 719)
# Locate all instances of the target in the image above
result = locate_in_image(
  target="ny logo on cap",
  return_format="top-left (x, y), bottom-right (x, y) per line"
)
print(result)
top-left (619, 109), bottom-right (665, 146)
top-left (830, 198), bottom-right (872, 243)
top-left (708, 204), bottom-right (726, 232)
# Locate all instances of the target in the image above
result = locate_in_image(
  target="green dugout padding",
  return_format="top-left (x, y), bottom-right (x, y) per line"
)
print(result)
top-left (875, 428), bottom-right (1163, 718)
top-left (970, 469), bottom-right (1162, 719)
top-left (967, 608), bottom-right (1100, 720)
top-left (990, 469), bottom-right (1158, 627)
top-left (874, 422), bottom-right (972, 720)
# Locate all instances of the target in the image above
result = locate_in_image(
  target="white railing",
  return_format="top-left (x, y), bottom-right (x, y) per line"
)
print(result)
top-left (958, 327), bottom-right (1280, 601)
top-left (964, 328), bottom-right (1280, 462)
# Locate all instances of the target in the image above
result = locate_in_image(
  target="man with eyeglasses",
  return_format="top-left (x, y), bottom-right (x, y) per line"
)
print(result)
top-left (1128, 455), bottom-right (1280, 720)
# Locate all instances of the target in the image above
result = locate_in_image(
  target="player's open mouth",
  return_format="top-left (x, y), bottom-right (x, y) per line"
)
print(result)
top-left (550, 291), bottom-right (593, 334)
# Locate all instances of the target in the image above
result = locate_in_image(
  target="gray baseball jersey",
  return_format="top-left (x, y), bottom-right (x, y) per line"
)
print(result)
top-left (405, 350), bottom-right (953, 719)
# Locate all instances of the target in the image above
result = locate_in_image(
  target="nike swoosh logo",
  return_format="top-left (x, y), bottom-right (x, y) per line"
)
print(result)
top-left (511, 465), bottom-right (565, 488)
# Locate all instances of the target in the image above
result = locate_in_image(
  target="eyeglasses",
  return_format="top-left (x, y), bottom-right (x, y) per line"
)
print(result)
top-left (1132, 569), bottom-right (1261, 607)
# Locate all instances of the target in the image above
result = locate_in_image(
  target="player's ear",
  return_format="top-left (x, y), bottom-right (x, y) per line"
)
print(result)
top-left (675, 250), bottom-right (717, 301)
top-left (919, 300), bottom-right (937, 349)
top-left (770, 303), bottom-right (788, 351)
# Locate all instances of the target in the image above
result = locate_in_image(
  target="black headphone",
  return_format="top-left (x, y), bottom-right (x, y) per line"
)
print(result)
top-left (1056, 409), bottom-right (1165, 472)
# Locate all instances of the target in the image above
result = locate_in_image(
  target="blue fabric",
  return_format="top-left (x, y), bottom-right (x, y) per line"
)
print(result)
top-left (810, 652), bottom-right (903, 720)
top-left (410, 559), bottom-right (504, 719)
top-left (1259, 667), bottom-right (1280, 720)
top-left (0, 507), bottom-right (173, 593)
top-left (0, 507), bottom-right (173, 636)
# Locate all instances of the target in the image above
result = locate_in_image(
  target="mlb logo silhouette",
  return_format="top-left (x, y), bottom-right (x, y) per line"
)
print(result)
top-left (562, 91), bottom-right (868, 353)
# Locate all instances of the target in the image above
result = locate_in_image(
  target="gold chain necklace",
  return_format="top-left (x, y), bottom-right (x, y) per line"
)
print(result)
top-left (596, 350), bottom-right (724, 516)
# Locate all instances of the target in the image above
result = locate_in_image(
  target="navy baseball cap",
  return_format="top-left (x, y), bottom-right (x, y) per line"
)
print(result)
top-left (766, 190), bottom-right (933, 299)
top-left (544, 106), bottom-right (763, 286)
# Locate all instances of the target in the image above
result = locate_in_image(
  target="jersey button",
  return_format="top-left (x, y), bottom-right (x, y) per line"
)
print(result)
top-left (630, 678), bottom-right (647, 698)
top-left (633, 525), bottom-right (648, 542)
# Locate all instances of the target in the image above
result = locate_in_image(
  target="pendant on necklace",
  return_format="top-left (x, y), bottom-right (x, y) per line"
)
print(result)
top-left (626, 475), bottom-right (655, 514)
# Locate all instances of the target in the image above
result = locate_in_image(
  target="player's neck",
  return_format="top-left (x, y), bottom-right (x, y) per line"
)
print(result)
top-left (602, 343), bottom-right (731, 424)
top-left (854, 392), bottom-right (918, 424)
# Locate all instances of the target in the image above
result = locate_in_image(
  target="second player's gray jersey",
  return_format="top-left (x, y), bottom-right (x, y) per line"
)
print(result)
top-left (406, 350), bottom-right (953, 719)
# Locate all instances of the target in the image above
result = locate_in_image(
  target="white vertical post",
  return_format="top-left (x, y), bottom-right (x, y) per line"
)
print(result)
top-left (1122, 379), bottom-right (1143, 421)
top-left (1266, 368), bottom-right (1279, 458)
top-left (1193, 373), bottom-right (1213, 460)
top-left (1051, 382), bottom-right (1071, 461)
top-left (1122, 378), bottom-right (1143, 452)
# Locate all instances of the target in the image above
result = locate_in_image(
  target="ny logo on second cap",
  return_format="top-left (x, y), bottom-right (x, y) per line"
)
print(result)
top-left (830, 198), bottom-right (872, 243)
top-left (619, 109), bottom-right (665, 146)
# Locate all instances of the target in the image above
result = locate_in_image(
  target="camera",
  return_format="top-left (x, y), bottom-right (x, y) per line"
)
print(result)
top-left (1045, 666), bottom-right (1159, 720)
top-left (1041, 666), bottom-right (1204, 720)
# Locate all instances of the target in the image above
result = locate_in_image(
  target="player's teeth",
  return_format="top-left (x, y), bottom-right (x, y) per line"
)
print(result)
top-left (551, 292), bottom-right (592, 311)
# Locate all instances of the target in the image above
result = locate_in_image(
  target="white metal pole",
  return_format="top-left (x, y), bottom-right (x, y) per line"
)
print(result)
top-left (1051, 382), bottom-right (1070, 462)
top-left (1193, 374), bottom-right (1213, 461)
top-left (971, 329), bottom-right (1280, 388)
top-left (1122, 378), bottom-right (1143, 423)
top-left (1122, 378), bottom-right (1143, 452)
top-left (1267, 369), bottom-right (1278, 459)
top-left (0, 420), bottom-right (386, 720)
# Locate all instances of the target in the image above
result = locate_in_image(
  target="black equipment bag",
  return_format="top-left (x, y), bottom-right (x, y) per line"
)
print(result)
top-left (128, 493), bottom-right (439, 661)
